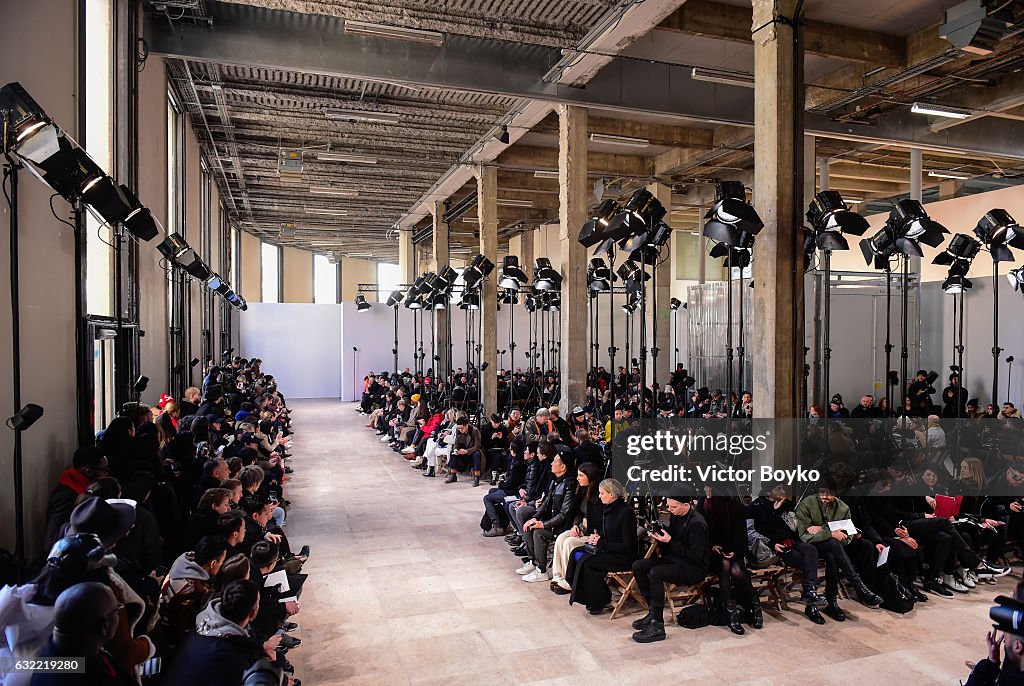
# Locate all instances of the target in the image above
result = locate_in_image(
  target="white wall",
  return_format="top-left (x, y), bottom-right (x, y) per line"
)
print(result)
top-left (240, 304), bottom-right (343, 399)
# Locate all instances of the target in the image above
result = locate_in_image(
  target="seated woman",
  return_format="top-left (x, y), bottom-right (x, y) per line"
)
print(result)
top-left (550, 463), bottom-right (600, 594)
top-left (567, 478), bottom-right (638, 615)
top-left (422, 410), bottom-right (462, 478)
top-left (699, 485), bottom-right (759, 635)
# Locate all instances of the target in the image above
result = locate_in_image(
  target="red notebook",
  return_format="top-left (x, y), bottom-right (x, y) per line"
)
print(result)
top-left (934, 495), bottom-right (963, 519)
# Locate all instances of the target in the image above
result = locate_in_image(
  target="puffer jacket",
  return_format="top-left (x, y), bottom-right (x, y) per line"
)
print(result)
top-left (537, 472), bottom-right (578, 534)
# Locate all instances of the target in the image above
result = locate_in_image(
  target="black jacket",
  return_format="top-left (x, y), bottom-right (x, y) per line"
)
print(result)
top-left (537, 473), bottom-right (578, 534)
top-left (31, 638), bottom-right (137, 686)
top-left (747, 496), bottom-right (797, 546)
top-left (660, 509), bottom-right (710, 580)
top-left (698, 496), bottom-right (748, 557)
top-left (524, 458), bottom-right (552, 502)
top-left (498, 454), bottom-right (527, 493)
top-left (573, 442), bottom-right (603, 468)
top-left (595, 499), bottom-right (638, 561)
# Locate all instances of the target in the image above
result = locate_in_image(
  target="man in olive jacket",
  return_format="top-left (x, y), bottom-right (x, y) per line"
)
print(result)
top-left (795, 476), bottom-right (882, 620)
top-left (445, 417), bottom-right (483, 486)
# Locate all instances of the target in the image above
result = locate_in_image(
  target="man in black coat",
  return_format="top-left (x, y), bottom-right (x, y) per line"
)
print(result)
top-left (482, 440), bottom-right (529, 536)
top-left (164, 580), bottom-right (266, 686)
top-left (631, 495), bottom-right (709, 643)
top-left (519, 453), bottom-right (578, 582)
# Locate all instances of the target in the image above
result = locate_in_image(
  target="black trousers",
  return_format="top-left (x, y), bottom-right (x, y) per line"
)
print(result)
top-left (713, 553), bottom-right (754, 608)
top-left (632, 557), bottom-right (705, 612)
top-left (812, 538), bottom-right (862, 600)
top-left (781, 541), bottom-right (820, 589)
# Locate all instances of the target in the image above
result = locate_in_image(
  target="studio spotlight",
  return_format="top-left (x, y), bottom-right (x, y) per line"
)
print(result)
top-left (430, 292), bottom-right (448, 310)
top-left (133, 375), bottom-right (149, 394)
top-left (807, 190), bottom-right (868, 251)
top-left (386, 290), bottom-right (405, 308)
top-left (462, 254), bottom-right (495, 291)
top-left (498, 289), bottom-right (519, 305)
top-left (621, 291), bottom-right (640, 314)
top-left (0, 82), bottom-right (51, 149)
top-left (355, 295), bottom-right (372, 311)
top-left (533, 258), bottom-right (562, 291)
top-left (578, 199), bottom-right (622, 247)
top-left (709, 242), bottom-right (751, 269)
top-left (542, 291), bottom-right (561, 312)
top-left (123, 205), bottom-right (160, 242)
top-left (889, 199), bottom-right (949, 248)
top-left (942, 273), bottom-right (973, 294)
top-left (498, 255), bottom-right (528, 290)
top-left (81, 177), bottom-right (135, 225)
top-left (587, 257), bottom-right (611, 292)
top-left (703, 181), bottom-right (763, 248)
top-left (669, 297), bottom-right (683, 311)
top-left (1008, 267), bottom-right (1024, 292)
top-left (157, 232), bottom-right (191, 261)
top-left (933, 233), bottom-right (981, 265)
top-left (190, 357), bottom-right (201, 368)
top-left (6, 403), bottom-right (44, 431)
top-left (974, 209), bottom-right (1024, 262)
top-left (436, 265), bottom-right (458, 290)
top-left (605, 189), bottom-right (666, 244)
top-left (183, 256), bottom-right (212, 282)
top-left (859, 227), bottom-right (900, 265)
top-left (459, 291), bottom-right (480, 309)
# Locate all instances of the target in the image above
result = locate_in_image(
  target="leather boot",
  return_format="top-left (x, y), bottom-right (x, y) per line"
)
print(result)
top-left (444, 472), bottom-right (457, 484)
top-left (422, 467), bottom-right (435, 477)
top-left (748, 601), bottom-right (763, 630)
top-left (823, 599), bottom-right (847, 622)
top-left (631, 610), bottom-right (656, 630)
top-left (804, 603), bottom-right (825, 625)
top-left (800, 581), bottom-right (824, 606)
top-left (632, 620), bottom-right (666, 643)
top-left (726, 601), bottom-right (745, 635)
top-left (851, 579), bottom-right (883, 608)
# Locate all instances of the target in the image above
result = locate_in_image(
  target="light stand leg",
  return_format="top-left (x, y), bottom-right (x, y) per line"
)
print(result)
top-left (823, 250), bottom-right (832, 413)
top-left (993, 260), bottom-right (1002, 408)
top-left (737, 266), bottom-right (745, 396)
top-left (5, 160), bottom-right (27, 582)
top-left (726, 260), bottom-right (734, 399)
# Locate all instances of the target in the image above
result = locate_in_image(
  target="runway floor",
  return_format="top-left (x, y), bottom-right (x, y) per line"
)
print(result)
top-left (283, 398), bottom-right (1010, 685)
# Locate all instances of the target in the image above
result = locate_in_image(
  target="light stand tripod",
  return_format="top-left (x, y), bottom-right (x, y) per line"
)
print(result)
top-left (392, 304), bottom-right (399, 376)
top-left (1009, 356), bottom-right (1016, 406)
top-left (992, 256), bottom-right (1003, 408)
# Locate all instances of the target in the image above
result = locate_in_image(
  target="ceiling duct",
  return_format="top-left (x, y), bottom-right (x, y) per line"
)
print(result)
top-left (940, 0), bottom-right (1023, 55)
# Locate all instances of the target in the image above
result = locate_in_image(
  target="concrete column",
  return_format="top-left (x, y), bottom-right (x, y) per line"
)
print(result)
top-left (803, 136), bottom-right (816, 211)
top-left (520, 229), bottom-right (535, 274)
top-left (430, 200), bottom-right (450, 381)
top-left (751, 0), bottom-right (802, 418)
top-left (910, 148), bottom-right (923, 202)
top-left (398, 228), bottom-right (415, 286)
top-left (938, 180), bottom-right (963, 200)
top-left (648, 181), bottom-right (672, 387)
top-left (477, 165), bottom-right (499, 413)
top-left (818, 158), bottom-right (829, 191)
top-left (558, 105), bottom-right (589, 413)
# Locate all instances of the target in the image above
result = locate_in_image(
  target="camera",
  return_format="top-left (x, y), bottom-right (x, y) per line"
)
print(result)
top-left (646, 520), bottom-right (665, 535)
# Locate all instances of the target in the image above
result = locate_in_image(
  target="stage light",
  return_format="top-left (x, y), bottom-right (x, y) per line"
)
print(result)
top-left (703, 181), bottom-right (763, 248)
top-left (629, 244), bottom-right (660, 266)
top-left (621, 291), bottom-right (640, 314)
top-left (542, 291), bottom-right (561, 312)
top-left (355, 295), bottom-right (371, 311)
top-left (807, 190), bottom-right (868, 251)
top-left (0, 82), bottom-right (51, 148)
top-left (524, 294), bottom-right (539, 312)
top-left (669, 297), bottom-right (683, 311)
top-left (206, 273), bottom-right (225, 292)
top-left (605, 189), bottom-right (666, 244)
top-left (933, 233), bottom-right (981, 265)
top-left (974, 209), bottom-right (1024, 262)
top-left (6, 403), bottom-right (44, 431)
top-left (462, 254), bottom-right (495, 291)
top-left (157, 232), bottom-right (190, 261)
top-left (430, 292), bottom-right (448, 310)
top-left (888, 199), bottom-right (949, 248)
top-left (942, 273), bottom-right (973, 294)
top-left (1009, 267), bottom-right (1024, 292)
top-left (578, 199), bottom-right (622, 247)
top-left (183, 256), bottom-right (212, 282)
top-left (133, 375), bottom-right (149, 393)
top-left (499, 289), bottom-right (519, 305)
top-left (533, 258), bottom-right (562, 291)
top-left (498, 256), bottom-right (529, 290)
top-left (436, 265), bottom-right (458, 290)
top-left (460, 292), bottom-right (480, 310)
top-left (709, 242), bottom-right (751, 269)
top-left (81, 177), bottom-right (136, 225)
top-left (224, 290), bottom-right (240, 306)
top-left (386, 290), bottom-right (405, 307)
top-left (123, 205), bottom-right (160, 242)
top-left (587, 257), bottom-right (611, 292)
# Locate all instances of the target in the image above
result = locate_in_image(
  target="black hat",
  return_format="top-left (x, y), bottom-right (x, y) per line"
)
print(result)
top-left (240, 432), bottom-right (259, 444)
top-left (68, 497), bottom-right (136, 549)
top-left (666, 494), bottom-right (693, 504)
top-left (830, 394), bottom-right (843, 405)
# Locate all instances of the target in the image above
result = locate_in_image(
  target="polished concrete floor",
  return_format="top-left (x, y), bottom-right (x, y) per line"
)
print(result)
top-left (284, 399), bottom-right (1012, 685)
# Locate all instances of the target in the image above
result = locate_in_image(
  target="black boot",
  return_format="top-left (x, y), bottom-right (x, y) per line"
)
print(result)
top-left (632, 620), bottom-right (666, 643)
top-left (422, 467), bottom-right (435, 477)
top-left (804, 603), bottom-right (825, 625)
top-left (851, 579), bottom-right (883, 608)
top-left (631, 610), bottom-right (656, 630)
top-left (823, 599), bottom-right (847, 622)
top-left (726, 601), bottom-right (745, 635)
top-left (799, 582), bottom-right (824, 607)
top-left (444, 472), bottom-right (457, 484)
top-left (748, 601), bottom-right (763, 630)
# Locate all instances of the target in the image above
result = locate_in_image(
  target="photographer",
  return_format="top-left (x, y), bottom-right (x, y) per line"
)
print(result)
top-left (630, 495), bottom-right (710, 644)
top-left (964, 587), bottom-right (1024, 685)
top-left (908, 370), bottom-right (937, 417)
top-left (942, 373), bottom-right (969, 418)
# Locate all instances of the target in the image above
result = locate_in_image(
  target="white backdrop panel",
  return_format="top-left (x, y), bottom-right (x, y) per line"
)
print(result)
top-left (240, 303), bottom-right (343, 399)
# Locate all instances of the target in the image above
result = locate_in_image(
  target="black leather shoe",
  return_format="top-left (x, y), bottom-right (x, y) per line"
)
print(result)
top-left (632, 621), bottom-right (666, 643)
top-left (854, 582), bottom-right (883, 608)
top-left (823, 602), bottom-right (847, 622)
top-left (279, 634), bottom-right (301, 649)
top-left (298, 545), bottom-right (310, 558)
top-left (511, 544), bottom-right (528, 556)
top-left (283, 622), bottom-right (298, 632)
top-left (911, 588), bottom-right (929, 603)
top-left (472, 475), bottom-right (480, 487)
top-left (748, 602), bottom-right (763, 630)
top-left (587, 605), bottom-right (607, 615)
top-left (726, 603), bottom-right (745, 635)
top-left (804, 604), bottom-right (825, 625)
top-left (632, 611), bottom-right (655, 630)
top-left (444, 473), bottom-right (457, 484)
top-left (422, 467), bottom-right (435, 477)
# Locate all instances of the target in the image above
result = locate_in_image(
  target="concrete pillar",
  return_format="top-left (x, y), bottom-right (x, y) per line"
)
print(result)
top-left (803, 136), bottom-right (816, 211)
top-left (648, 181), bottom-right (672, 387)
top-left (818, 158), bottom-right (829, 191)
top-left (938, 180), bottom-right (962, 200)
top-left (558, 105), bottom-right (589, 413)
top-left (910, 148), bottom-right (923, 202)
top-left (520, 229), bottom-right (535, 274)
top-left (751, 0), bottom-right (802, 418)
top-left (477, 165), bottom-right (499, 413)
top-left (398, 228), bottom-right (415, 286)
top-left (430, 200), bottom-right (450, 381)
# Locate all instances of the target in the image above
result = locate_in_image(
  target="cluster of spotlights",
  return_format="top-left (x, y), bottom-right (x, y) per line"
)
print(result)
top-left (859, 199), bottom-right (947, 267)
top-left (1, 82), bottom-right (244, 310)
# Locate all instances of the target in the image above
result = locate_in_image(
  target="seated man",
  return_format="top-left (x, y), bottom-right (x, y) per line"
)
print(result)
top-left (159, 535), bottom-right (228, 647)
top-left (517, 453), bottom-right (578, 583)
top-left (444, 416), bottom-right (483, 486)
top-left (795, 476), bottom-right (883, 621)
top-left (630, 495), bottom-right (710, 644)
top-left (482, 439), bottom-right (529, 537)
top-left (30, 582), bottom-right (136, 686)
top-left (480, 413), bottom-right (509, 481)
top-left (508, 440), bottom-right (554, 554)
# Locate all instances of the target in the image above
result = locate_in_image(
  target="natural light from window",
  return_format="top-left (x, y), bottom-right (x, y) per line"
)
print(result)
top-left (261, 242), bottom-right (280, 303)
top-left (376, 262), bottom-right (402, 303)
top-left (314, 254), bottom-right (338, 304)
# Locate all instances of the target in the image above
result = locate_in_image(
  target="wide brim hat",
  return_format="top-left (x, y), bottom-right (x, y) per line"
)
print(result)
top-left (68, 497), bottom-right (136, 549)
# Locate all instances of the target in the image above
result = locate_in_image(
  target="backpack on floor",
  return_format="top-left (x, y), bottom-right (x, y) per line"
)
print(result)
top-left (879, 572), bottom-right (915, 614)
top-left (676, 603), bottom-right (710, 629)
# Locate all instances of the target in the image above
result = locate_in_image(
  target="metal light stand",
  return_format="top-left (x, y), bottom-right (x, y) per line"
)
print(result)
top-left (822, 249), bottom-right (833, 415)
top-left (1009, 356), bottom-right (1015, 406)
top-left (650, 249), bottom-right (662, 415)
top-left (725, 257), bottom-right (735, 399)
top-left (392, 304), bottom-right (399, 376)
top-left (955, 288), bottom-right (966, 418)
top-left (992, 256), bottom-right (1002, 408)
top-left (736, 262), bottom-right (745, 396)
top-left (638, 265), bottom-right (649, 417)
top-left (607, 245), bottom-right (619, 443)
top-left (884, 259), bottom-right (895, 415)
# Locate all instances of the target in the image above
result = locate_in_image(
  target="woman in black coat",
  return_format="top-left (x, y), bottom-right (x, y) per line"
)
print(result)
top-left (568, 478), bottom-right (637, 614)
top-left (698, 486), bottom-right (758, 635)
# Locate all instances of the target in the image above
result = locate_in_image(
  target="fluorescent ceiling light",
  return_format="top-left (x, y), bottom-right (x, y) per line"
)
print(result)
top-left (497, 199), bottom-right (534, 208)
top-left (305, 208), bottom-right (349, 216)
top-left (910, 102), bottom-right (973, 119)
top-left (533, 170), bottom-right (559, 179)
top-left (928, 170), bottom-right (971, 180)
top-left (316, 151), bottom-right (378, 164)
top-left (690, 67), bottom-right (754, 88)
top-left (344, 20), bottom-right (444, 46)
top-left (325, 109), bottom-right (400, 124)
top-left (588, 133), bottom-right (649, 148)
top-left (309, 186), bottom-right (358, 196)
top-left (461, 217), bottom-right (478, 223)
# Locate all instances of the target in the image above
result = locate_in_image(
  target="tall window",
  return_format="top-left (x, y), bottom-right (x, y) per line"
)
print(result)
top-left (262, 242), bottom-right (281, 303)
top-left (376, 262), bottom-right (402, 303)
top-left (314, 254), bottom-right (338, 304)
top-left (230, 227), bottom-right (240, 292)
top-left (85, 0), bottom-right (113, 317)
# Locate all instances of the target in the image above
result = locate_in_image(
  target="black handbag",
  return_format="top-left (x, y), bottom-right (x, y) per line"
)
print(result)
top-left (676, 603), bottom-right (710, 629)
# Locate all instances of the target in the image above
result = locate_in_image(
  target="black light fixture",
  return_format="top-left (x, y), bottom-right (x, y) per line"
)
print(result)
top-left (933, 233), bottom-right (981, 278)
top-left (81, 177), bottom-right (136, 226)
top-left (605, 189), bottom-right (666, 244)
top-left (436, 265), bottom-right (458, 290)
top-left (123, 204), bottom-right (160, 242)
top-left (709, 242), bottom-right (751, 269)
top-left (975, 208), bottom-right (1024, 262)
top-left (889, 199), bottom-right (949, 248)
top-left (621, 291), bottom-right (640, 313)
top-left (942, 273), bottom-right (973, 294)
top-left (496, 125), bottom-right (510, 145)
top-left (6, 403), bottom-right (44, 431)
top-left (703, 181), bottom-right (763, 248)
top-left (0, 82), bottom-right (51, 149)
top-left (587, 257), bottom-right (611, 292)
top-left (405, 275), bottom-right (428, 309)
top-left (190, 357), bottom-right (201, 368)
top-left (498, 289), bottom-right (519, 305)
top-left (1008, 267), bottom-right (1024, 293)
top-left (462, 254), bottom-right (495, 291)
top-left (133, 375), bottom-right (149, 394)
top-left (498, 255), bottom-right (528, 290)
top-left (355, 295), bottom-right (371, 311)
top-left (430, 292), bottom-right (448, 310)
top-left (807, 190), bottom-right (869, 252)
top-left (183, 255), bottom-right (212, 282)
top-left (669, 297), bottom-right (683, 311)
top-left (542, 291), bottom-right (561, 311)
top-left (386, 290), bottom-right (405, 307)
top-left (157, 232), bottom-right (191, 261)
top-left (207, 273), bottom-right (232, 295)
top-left (460, 291), bottom-right (481, 309)
top-left (578, 199), bottom-right (622, 247)
top-left (533, 257), bottom-right (562, 291)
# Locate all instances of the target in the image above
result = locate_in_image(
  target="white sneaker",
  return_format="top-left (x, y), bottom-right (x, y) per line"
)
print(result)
top-left (380, 436), bottom-right (391, 442)
top-left (957, 568), bottom-right (977, 589)
top-left (943, 573), bottom-right (969, 593)
top-left (522, 568), bottom-right (549, 583)
top-left (515, 562), bottom-right (536, 575)
top-left (401, 446), bottom-right (416, 454)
